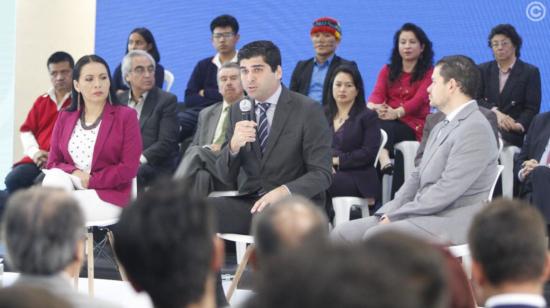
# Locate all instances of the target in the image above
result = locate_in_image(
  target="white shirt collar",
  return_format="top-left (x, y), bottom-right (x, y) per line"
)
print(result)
top-left (445, 100), bottom-right (476, 122)
top-left (485, 293), bottom-right (546, 308)
top-left (129, 90), bottom-right (149, 104)
top-left (257, 84), bottom-right (282, 106)
top-left (47, 88), bottom-right (70, 109)
top-left (212, 51), bottom-right (239, 69)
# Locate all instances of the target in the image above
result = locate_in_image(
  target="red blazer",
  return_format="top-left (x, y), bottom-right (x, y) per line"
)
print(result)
top-left (368, 65), bottom-right (433, 140)
top-left (46, 103), bottom-right (142, 206)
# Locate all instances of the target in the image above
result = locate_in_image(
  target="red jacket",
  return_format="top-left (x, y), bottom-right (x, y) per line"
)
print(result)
top-left (46, 103), bottom-right (142, 206)
top-left (17, 93), bottom-right (71, 165)
top-left (368, 65), bottom-right (433, 140)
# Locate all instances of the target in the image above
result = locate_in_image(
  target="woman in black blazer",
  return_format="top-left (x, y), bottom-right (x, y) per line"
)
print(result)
top-left (326, 64), bottom-right (381, 213)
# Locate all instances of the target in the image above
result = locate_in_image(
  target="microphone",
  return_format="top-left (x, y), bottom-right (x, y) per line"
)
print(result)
top-left (239, 98), bottom-right (253, 151)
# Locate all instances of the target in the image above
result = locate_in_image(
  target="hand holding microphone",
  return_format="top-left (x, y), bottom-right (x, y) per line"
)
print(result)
top-left (229, 98), bottom-right (257, 153)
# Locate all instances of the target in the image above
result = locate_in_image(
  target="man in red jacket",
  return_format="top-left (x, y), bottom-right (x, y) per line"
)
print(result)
top-left (4, 51), bottom-right (73, 193)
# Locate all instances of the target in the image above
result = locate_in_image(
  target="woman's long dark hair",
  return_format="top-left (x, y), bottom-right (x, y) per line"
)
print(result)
top-left (125, 27), bottom-right (161, 63)
top-left (388, 23), bottom-right (434, 84)
top-left (325, 64), bottom-right (367, 121)
top-left (67, 55), bottom-right (121, 112)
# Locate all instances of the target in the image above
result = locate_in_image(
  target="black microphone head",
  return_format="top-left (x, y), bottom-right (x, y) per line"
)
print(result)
top-left (239, 98), bottom-right (253, 113)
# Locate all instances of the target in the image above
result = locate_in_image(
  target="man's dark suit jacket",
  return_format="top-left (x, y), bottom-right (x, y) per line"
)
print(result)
top-left (217, 86), bottom-right (332, 204)
top-left (415, 106), bottom-right (499, 166)
top-left (118, 87), bottom-right (179, 171)
top-left (478, 59), bottom-right (541, 147)
top-left (289, 54), bottom-right (357, 105)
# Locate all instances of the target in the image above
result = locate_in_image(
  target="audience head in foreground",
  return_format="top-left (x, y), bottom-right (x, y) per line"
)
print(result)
top-left (251, 196), bottom-right (328, 267)
top-left (115, 179), bottom-right (223, 308)
top-left (0, 286), bottom-right (71, 308)
top-left (469, 198), bottom-right (550, 307)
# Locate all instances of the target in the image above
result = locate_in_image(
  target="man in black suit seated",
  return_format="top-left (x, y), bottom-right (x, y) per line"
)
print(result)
top-left (118, 50), bottom-right (179, 188)
top-left (289, 17), bottom-right (357, 105)
top-left (478, 24), bottom-right (541, 147)
top-left (515, 111), bottom-right (550, 226)
top-left (174, 62), bottom-right (244, 197)
top-left (469, 199), bottom-right (550, 308)
top-left (210, 40), bottom-right (332, 235)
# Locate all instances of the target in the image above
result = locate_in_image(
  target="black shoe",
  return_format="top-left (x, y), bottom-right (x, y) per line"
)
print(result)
top-left (381, 163), bottom-right (394, 175)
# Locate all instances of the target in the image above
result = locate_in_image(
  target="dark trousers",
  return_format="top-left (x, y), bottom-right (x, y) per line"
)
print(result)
top-left (4, 163), bottom-right (41, 193)
top-left (208, 194), bottom-right (259, 234)
top-left (379, 120), bottom-right (416, 196)
top-left (523, 166), bottom-right (550, 224)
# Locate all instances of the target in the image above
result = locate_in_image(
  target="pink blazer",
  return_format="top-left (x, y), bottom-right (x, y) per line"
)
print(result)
top-left (46, 103), bottom-right (142, 206)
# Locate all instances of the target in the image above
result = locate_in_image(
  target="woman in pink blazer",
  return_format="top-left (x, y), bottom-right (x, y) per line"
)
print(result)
top-left (44, 55), bottom-right (142, 222)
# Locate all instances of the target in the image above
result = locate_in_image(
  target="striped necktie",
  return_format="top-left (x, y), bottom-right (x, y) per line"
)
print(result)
top-left (257, 102), bottom-right (271, 154)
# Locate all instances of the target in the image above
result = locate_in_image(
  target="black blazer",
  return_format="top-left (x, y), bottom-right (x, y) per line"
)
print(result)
top-left (289, 54), bottom-right (357, 105)
top-left (478, 59), bottom-right (541, 146)
top-left (118, 87), bottom-right (179, 170)
top-left (514, 112), bottom-right (550, 184)
top-left (217, 86), bottom-right (332, 204)
top-left (331, 108), bottom-right (381, 198)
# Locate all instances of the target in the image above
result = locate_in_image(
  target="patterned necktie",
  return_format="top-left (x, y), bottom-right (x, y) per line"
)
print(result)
top-left (257, 102), bottom-right (271, 154)
top-left (213, 106), bottom-right (230, 145)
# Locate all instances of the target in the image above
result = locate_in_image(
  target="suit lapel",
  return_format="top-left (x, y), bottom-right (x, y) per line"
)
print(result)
top-left (139, 88), bottom-right (157, 129)
top-left (323, 56), bottom-right (340, 94)
top-left (302, 60), bottom-right (315, 93)
top-left (61, 111), bottom-right (80, 165)
top-left (499, 60), bottom-right (523, 106)
top-left (489, 62), bottom-right (501, 106)
top-left (261, 88), bottom-right (292, 163)
top-left (91, 103), bottom-right (115, 168)
top-left (206, 103), bottom-right (223, 144)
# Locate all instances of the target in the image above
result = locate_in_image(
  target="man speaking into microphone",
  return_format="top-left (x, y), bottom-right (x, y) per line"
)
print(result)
top-left (210, 40), bottom-right (332, 234)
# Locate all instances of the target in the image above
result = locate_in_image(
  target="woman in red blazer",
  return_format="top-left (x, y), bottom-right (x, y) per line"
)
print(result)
top-left (367, 23), bottom-right (434, 175)
top-left (44, 55), bottom-right (142, 221)
top-left (326, 64), bottom-right (381, 218)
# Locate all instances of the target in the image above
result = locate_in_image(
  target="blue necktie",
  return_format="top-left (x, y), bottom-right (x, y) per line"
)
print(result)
top-left (257, 102), bottom-right (271, 154)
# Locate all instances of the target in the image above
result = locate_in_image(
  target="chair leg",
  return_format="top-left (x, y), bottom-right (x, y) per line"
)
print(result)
top-left (226, 245), bottom-right (254, 302)
top-left (86, 230), bottom-right (94, 297)
top-left (106, 230), bottom-right (128, 281)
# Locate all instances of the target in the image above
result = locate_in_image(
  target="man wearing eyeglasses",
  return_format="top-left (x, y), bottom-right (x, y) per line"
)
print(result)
top-left (118, 50), bottom-right (179, 189)
top-left (478, 24), bottom-right (541, 148)
top-left (180, 14), bottom-right (240, 143)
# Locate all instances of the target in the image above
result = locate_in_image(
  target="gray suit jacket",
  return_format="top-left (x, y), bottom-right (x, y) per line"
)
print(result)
top-left (13, 274), bottom-right (120, 308)
top-left (216, 86), bottom-right (332, 203)
top-left (378, 102), bottom-right (498, 244)
top-left (118, 87), bottom-right (179, 171)
top-left (190, 102), bottom-right (223, 147)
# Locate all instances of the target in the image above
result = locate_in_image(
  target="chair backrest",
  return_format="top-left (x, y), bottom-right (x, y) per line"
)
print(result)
top-left (499, 145), bottom-right (521, 198)
top-left (375, 129), bottom-right (388, 167)
top-left (394, 141), bottom-right (420, 180)
top-left (448, 244), bottom-right (472, 279)
top-left (164, 69), bottom-right (175, 92)
top-left (488, 164), bottom-right (505, 201)
top-left (498, 137), bottom-right (504, 155)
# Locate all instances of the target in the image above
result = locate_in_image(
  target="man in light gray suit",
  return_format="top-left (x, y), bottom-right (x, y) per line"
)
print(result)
top-left (332, 55), bottom-right (498, 244)
top-left (174, 62), bottom-right (244, 196)
top-left (2, 187), bottom-right (119, 308)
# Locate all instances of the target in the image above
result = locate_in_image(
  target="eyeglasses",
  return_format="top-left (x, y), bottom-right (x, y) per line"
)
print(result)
top-left (491, 40), bottom-right (512, 48)
top-left (131, 65), bottom-right (155, 75)
top-left (213, 32), bottom-right (235, 40)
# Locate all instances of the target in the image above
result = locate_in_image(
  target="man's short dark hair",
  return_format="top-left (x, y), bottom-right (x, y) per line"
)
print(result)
top-left (469, 198), bottom-right (548, 286)
top-left (488, 24), bottom-right (522, 57)
top-left (210, 14), bottom-right (239, 33)
top-left (1, 187), bottom-right (84, 275)
top-left (245, 242), bottom-right (422, 308)
top-left (47, 51), bottom-right (74, 68)
top-left (114, 180), bottom-right (215, 308)
top-left (238, 40), bottom-right (281, 72)
top-left (363, 232), bottom-right (448, 308)
top-left (251, 196), bottom-right (328, 263)
top-left (435, 55), bottom-right (480, 99)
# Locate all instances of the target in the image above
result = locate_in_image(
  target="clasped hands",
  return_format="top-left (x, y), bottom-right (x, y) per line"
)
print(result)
top-left (368, 103), bottom-right (402, 120)
top-left (521, 159), bottom-right (539, 179)
top-left (32, 150), bottom-right (49, 169)
top-left (494, 109), bottom-right (523, 133)
top-left (71, 169), bottom-right (90, 189)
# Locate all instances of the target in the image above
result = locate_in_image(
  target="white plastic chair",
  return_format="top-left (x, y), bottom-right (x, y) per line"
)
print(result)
top-left (375, 129), bottom-right (388, 168)
top-left (217, 233), bottom-right (254, 302)
top-left (332, 197), bottom-right (371, 227)
top-left (448, 244), bottom-right (472, 279)
top-left (488, 165), bottom-right (505, 201)
top-left (499, 145), bottom-right (521, 198)
top-left (82, 178), bottom-right (137, 296)
top-left (394, 141), bottom-right (420, 181)
top-left (164, 69), bottom-right (175, 92)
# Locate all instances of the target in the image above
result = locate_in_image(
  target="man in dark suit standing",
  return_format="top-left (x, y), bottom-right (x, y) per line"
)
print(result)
top-left (514, 111), bottom-right (550, 226)
top-left (478, 24), bottom-right (541, 147)
top-left (289, 17), bottom-right (357, 105)
top-left (469, 199), bottom-right (549, 308)
top-left (174, 62), bottom-right (244, 196)
top-left (211, 40), bottom-right (332, 234)
top-left (118, 50), bottom-right (179, 188)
